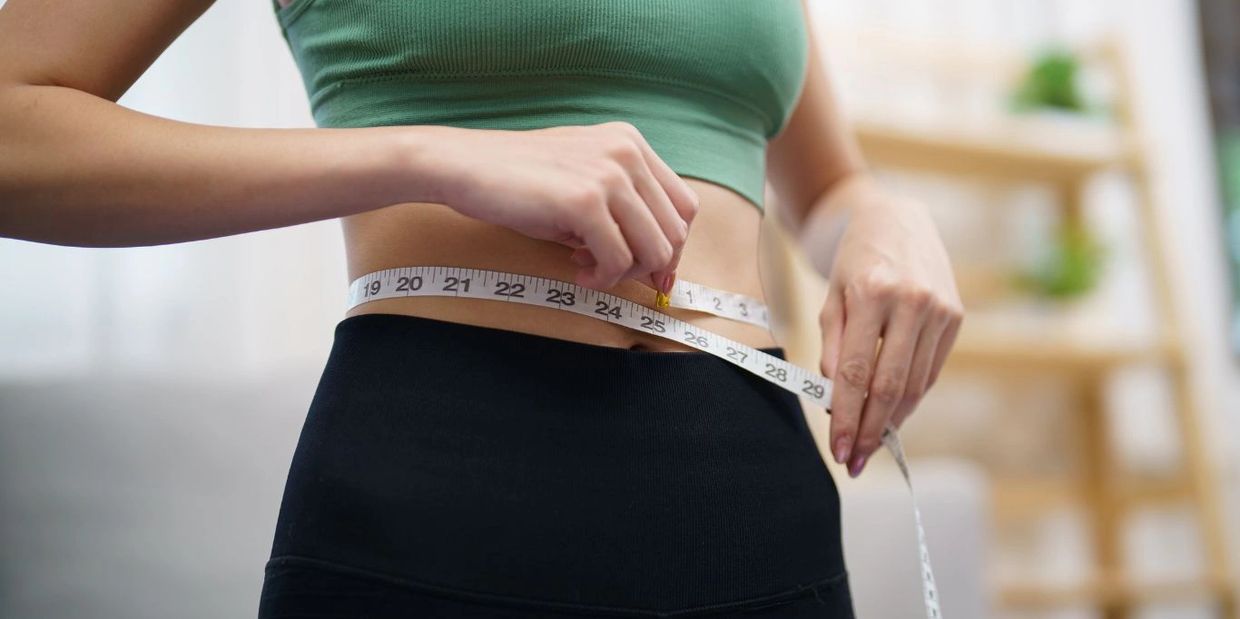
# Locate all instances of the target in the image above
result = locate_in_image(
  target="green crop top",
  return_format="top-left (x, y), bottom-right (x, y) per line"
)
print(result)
top-left (271, 0), bottom-right (809, 210)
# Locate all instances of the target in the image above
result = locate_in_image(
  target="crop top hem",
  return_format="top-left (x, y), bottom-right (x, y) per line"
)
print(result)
top-left (307, 68), bottom-right (780, 139)
top-left (309, 72), bottom-right (771, 209)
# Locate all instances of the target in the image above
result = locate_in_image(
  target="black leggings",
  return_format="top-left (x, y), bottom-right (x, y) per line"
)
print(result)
top-left (258, 313), bottom-right (854, 618)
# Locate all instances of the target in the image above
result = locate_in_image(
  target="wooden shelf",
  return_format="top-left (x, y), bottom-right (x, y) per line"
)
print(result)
top-left (992, 475), bottom-right (1197, 520)
top-left (853, 116), bottom-right (1138, 184)
top-left (821, 31), bottom-right (1238, 619)
top-left (999, 574), bottom-right (1233, 609)
top-left (946, 328), bottom-right (1181, 372)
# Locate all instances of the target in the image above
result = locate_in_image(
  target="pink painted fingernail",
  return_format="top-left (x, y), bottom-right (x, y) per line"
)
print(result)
top-left (833, 436), bottom-right (852, 464)
top-left (660, 272), bottom-right (676, 295)
top-left (848, 453), bottom-right (868, 478)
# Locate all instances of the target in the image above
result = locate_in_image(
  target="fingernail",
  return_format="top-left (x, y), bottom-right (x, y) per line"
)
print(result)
top-left (660, 272), bottom-right (676, 295)
top-left (848, 453), bottom-right (868, 478)
top-left (833, 435), bottom-right (852, 464)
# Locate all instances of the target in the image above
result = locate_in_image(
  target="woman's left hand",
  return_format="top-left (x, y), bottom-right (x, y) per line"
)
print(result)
top-left (802, 174), bottom-right (964, 478)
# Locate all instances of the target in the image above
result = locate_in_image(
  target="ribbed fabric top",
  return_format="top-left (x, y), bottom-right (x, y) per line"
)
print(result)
top-left (271, 0), bottom-right (809, 209)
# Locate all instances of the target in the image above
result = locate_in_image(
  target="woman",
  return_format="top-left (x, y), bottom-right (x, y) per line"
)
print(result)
top-left (0, 0), bottom-right (963, 616)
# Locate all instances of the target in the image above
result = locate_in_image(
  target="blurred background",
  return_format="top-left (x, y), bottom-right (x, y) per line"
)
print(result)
top-left (1, 0), bottom-right (1237, 618)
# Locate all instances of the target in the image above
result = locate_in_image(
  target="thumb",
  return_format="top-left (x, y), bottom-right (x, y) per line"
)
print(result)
top-left (569, 246), bottom-right (596, 268)
top-left (648, 227), bottom-right (686, 295)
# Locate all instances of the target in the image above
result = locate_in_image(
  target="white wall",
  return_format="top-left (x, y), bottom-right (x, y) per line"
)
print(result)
top-left (0, 0), bottom-right (342, 382)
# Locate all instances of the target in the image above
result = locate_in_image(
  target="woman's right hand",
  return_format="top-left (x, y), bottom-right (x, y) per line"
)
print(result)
top-left (416, 122), bottom-right (700, 294)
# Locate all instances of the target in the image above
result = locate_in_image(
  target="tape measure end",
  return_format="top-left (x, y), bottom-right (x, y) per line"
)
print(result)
top-left (655, 292), bottom-right (670, 308)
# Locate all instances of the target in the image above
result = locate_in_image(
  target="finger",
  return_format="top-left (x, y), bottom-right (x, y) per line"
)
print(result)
top-left (925, 310), bottom-right (963, 388)
top-left (890, 312), bottom-right (950, 428)
top-left (652, 219), bottom-right (689, 297)
top-left (556, 232), bottom-right (586, 250)
top-left (640, 267), bottom-right (676, 296)
top-left (619, 127), bottom-right (696, 294)
top-left (848, 302), bottom-right (926, 478)
top-left (630, 158), bottom-right (689, 294)
top-left (575, 210), bottom-right (633, 290)
top-left (635, 138), bottom-right (700, 227)
top-left (570, 246), bottom-right (597, 268)
top-left (827, 282), bottom-right (888, 474)
top-left (606, 181), bottom-right (675, 285)
top-left (819, 287), bottom-right (845, 380)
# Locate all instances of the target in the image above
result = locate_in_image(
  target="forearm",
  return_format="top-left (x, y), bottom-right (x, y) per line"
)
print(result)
top-left (791, 170), bottom-right (873, 278)
top-left (0, 82), bottom-right (430, 247)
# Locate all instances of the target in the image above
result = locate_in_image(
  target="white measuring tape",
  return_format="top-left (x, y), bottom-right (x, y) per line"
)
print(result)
top-left (347, 265), bottom-right (942, 618)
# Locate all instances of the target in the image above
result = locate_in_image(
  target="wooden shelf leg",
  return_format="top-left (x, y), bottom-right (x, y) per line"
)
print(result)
top-left (1168, 360), bottom-right (1237, 618)
top-left (1109, 39), bottom-right (1237, 609)
top-left (1079, 372), bottom-right (1130, 619)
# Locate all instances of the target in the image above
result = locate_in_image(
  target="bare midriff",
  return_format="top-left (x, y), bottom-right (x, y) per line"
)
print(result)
top-left (343, 178), bottom-right (777, 353)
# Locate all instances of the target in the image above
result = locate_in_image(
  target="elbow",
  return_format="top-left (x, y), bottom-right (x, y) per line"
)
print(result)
top-left (0, 84), bottom-right (34, 243)
top-left (0, 83), bottom-right (99, 248)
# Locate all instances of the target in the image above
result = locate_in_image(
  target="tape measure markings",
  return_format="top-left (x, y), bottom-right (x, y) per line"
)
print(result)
top-left (348, 266), bottom-right (825, 406)
top-left (667, 280), bottom-right (771, 329)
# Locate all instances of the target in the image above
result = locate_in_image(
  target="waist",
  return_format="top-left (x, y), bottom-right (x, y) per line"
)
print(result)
top-left (342, 179), bottom-right (776, 352)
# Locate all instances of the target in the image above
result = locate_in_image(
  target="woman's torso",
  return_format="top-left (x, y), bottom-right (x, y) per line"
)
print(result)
top-left (271, 0), bottom-right (809, 352)
top-left (341, 179), bottom-right (774, 352)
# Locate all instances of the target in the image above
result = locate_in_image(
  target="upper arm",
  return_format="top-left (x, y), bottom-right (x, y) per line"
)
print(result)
top-left (0, 0), bottom-right (215, 100)
top-left (765, 0), bottom-right (866, 230)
